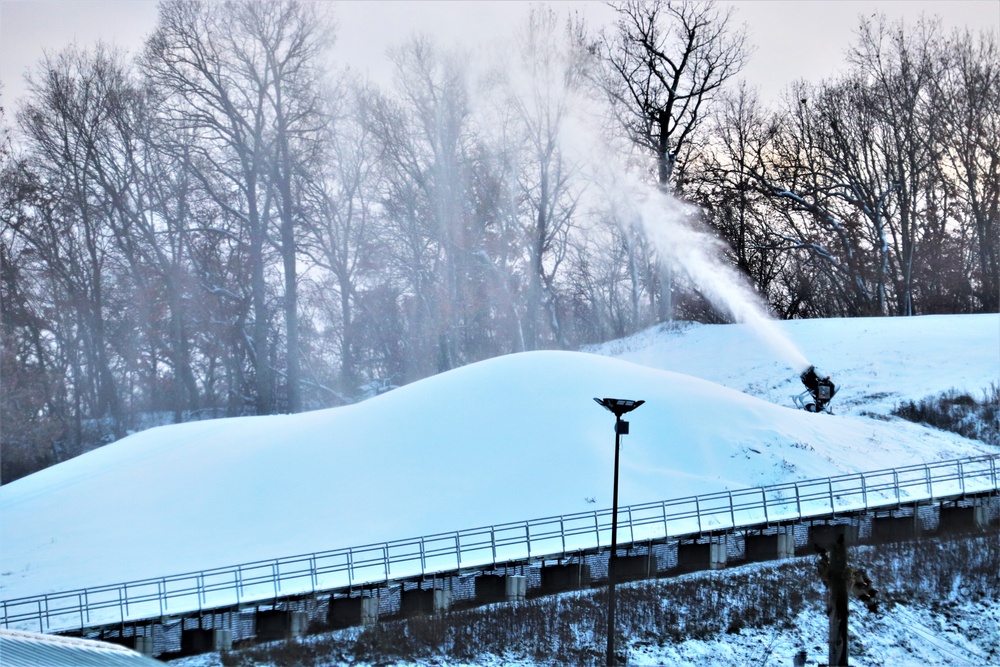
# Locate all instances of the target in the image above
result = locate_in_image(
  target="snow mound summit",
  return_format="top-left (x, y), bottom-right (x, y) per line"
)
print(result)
top-left (3, 319), bottom-right (998, 599)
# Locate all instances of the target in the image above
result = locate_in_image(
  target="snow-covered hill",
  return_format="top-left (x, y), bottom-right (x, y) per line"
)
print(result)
top-left (2, 314), bottom-right (998, 603)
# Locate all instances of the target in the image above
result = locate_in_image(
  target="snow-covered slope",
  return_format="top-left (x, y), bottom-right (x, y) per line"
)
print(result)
top-left (2, 314), bottom-right (997, 602)
top-left (590, 313), bottom-right (1000, 418)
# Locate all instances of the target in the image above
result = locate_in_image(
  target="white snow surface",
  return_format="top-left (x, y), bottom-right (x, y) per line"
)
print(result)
top-left (2, 314), bottom-right (998, 602)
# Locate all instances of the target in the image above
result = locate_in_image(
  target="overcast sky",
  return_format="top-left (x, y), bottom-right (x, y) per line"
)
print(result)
top-left (1, 0), bottom-right (998, 111)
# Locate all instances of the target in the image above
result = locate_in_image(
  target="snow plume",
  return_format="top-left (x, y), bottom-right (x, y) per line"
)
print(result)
top-left (590, 158), bottom-right (811, 373)
top-left (639, 190), bottom-right (811, 372)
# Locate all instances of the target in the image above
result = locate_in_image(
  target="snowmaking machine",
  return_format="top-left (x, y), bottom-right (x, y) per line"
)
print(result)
top-left (794, 365), bottom-right (837, 413)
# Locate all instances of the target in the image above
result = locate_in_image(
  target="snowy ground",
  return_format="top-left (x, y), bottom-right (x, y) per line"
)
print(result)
top-left (587, 313), bottom-right (999, 420)
top-left (2, 314), bottom-right (997, 604)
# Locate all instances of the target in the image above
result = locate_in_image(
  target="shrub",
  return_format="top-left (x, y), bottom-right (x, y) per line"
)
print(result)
top-left (892, 384), bottom-right (1000, 445)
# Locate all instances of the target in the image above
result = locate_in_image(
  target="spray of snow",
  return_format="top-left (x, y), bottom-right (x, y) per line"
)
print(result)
top-left (479, 16), bottom-right (812, 374)
top-left (639, 189), bottom-right (812, 373)
top-left (585, 152), bottom-right (812, 373)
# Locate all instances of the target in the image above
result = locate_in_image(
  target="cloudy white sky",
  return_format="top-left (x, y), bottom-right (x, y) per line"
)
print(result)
top-left (1, 0), bottom-right (998, 110)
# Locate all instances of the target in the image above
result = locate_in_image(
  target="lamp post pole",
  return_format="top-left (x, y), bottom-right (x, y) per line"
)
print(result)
top-left (593, 397), bottom-right (644, 667)
top-left (607, 412), bottom-right (623, 667)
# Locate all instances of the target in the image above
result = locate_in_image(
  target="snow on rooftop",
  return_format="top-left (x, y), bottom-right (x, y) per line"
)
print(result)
top-left (0, 628), bottom-right (163, 666)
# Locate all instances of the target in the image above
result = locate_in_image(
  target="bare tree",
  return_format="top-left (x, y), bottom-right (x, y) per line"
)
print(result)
top-left (300, 79), bottom-right (384, 397)
top-left (850, 15), bottom-right (946, 316)
top-left (366, 36), bottom-right (477, 380)
top-left (697, 82), bottom-right (789, 313)
top-left (598, 0), bottom-right (749, 320)
top-left (15, 46), bottom-right (130, 434)
top-left (934, 28), bottom-right (1000, 312)
top-left (142, 0), bottom-right (331, 413)
top-left (494, 6), bottom-right (590, 349)
top-left (742, 15), bottom-right (984, 318)
top-left (239, 0), bottom-right (332, 412)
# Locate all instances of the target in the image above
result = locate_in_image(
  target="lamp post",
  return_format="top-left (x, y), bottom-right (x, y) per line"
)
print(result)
top-left (594, 397), bottom-right (644, 667)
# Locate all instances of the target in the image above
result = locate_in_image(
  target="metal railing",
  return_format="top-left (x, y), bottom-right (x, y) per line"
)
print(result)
top-left (3, 454), bottom-right (996, 634)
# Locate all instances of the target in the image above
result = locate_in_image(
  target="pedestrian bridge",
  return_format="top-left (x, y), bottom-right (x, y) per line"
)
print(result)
top-left (2, 454), bottom-right (997, 655)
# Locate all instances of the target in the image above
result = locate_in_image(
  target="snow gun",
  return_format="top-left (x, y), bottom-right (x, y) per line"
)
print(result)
top-left (794, 365), bottom-right (837, 413)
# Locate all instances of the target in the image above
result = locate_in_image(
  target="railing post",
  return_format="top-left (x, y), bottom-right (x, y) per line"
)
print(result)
top-left (420, 538), bottom-right (427, 575)
top-left (525, 524), bottom-right (532, 557)
top-left (157, 580), bottom-right (164, 618)
top-left (828, 478), bottom-right (835, 516)
top-left (894, 469), bottom-right (901, 507)
top-left (662, 501), bottom-right (669, 540)
top-left (861, 474), bottom-right (868, 510)
top-left (594, 512), bottom-right (601, 548)
top-left (490, 528), bottom-right (497, 568)
top-left (233, 571), bottom-right (240, 605)
top-left (272, 563), bottom-right (278, 598)
top-left (84, 589), bottom-right (91, 626)
top-left (628, 506), bottom-right (635, 543)
top-left (347, 549), bottom-right (355, 585)
top-left (794, 483), bottom-right (802, 519)
top-left (728, 491), bottom-right (735, 529)
top-left (762, 488), bottom-right (769, 525)
top-left (455, 532), bottom-right (462, 570)
top-left (695, 496), bottom-right (702, 534)
top-left (383, 545), bottom-right (390, 583)
top-left (237, 566), bottom-right (244, 601)
top-left (118, 588), bottom-right (124, 625)
top-left (958, 460), bottom-right (965, 496)
top-left (79, 592), bottom-right (85, 630)
top-left (38, 599), bottom-right (44, 633)
top-left (925, 465), bottom-right (933, 500)
top-left (310, 555), bottom-right (318, 593)
top-left (560, 516), bottom-right (566, 557)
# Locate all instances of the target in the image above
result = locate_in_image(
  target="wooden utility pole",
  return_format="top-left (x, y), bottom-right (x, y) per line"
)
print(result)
top-left (827, 533), bottom-right (849, 666)
top-left (817, 527), bottom-right (879, 667)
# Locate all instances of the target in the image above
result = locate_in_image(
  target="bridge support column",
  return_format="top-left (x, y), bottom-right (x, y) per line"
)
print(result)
top-left (939, 505), bottom-right (991, 534)
top-left (401, 587), bottom-right (451, 615)
top-left (540, 563), bottom-right (590, 594)
top-left (710, 536), bottom-right (727, 570)
top-left (105, 632), bottom-right (157, 657)
top-left (609, 553), bottom-right (655, 582)
top-left (676, 537), bottom-right (726, 572)
top-left (134, 634), bottom-right (156, 658)
top-left (327, 595), bottom-right (379, 628)
top-left (746, 527), bottom-right (795, 562)
top-left (181, 628), bottom-right (232, 656)
top-left (255, 609), bottom-right (308, 642)
top-left (475, 574), bottom-right (527, 603)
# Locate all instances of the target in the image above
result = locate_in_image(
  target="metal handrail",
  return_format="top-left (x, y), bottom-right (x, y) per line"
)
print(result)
top-left (2, 453), bottom-right (996, 633)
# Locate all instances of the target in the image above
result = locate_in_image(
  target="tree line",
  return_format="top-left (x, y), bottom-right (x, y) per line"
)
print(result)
top-left (2, 0), bottom-right (997, 481)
